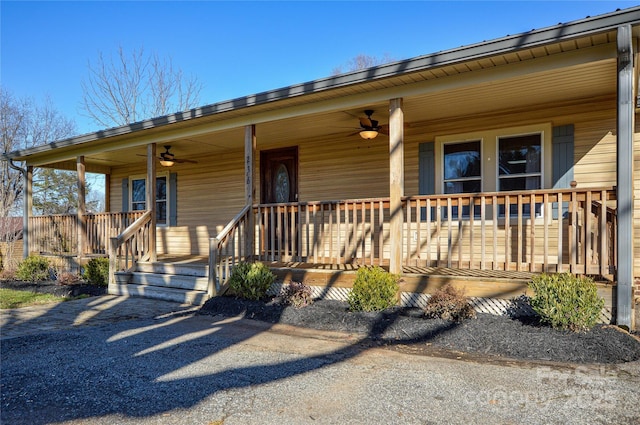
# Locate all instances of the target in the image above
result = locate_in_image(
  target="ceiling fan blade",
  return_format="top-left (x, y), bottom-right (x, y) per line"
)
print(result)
top-left (359, 117), bottom-right (373, 128)
top-left (378, 124), bottom-right (389, 135)
top-left (174, 158), bottom-right (198, 164)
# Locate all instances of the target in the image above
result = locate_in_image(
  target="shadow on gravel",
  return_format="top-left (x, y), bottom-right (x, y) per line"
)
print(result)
top-left (0, 292), bottom-right (463, 424)
top-left (1, 292), bottom-right (639, 425)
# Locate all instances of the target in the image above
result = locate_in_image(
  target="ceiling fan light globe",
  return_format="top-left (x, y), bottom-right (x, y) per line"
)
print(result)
top-left (159, 159), bottom-right (175, 167)
top-left (359, 130), bottom-right (378, 139)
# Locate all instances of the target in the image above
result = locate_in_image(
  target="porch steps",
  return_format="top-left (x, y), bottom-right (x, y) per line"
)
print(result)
top-left (109, 261), bottom-right (209, 305)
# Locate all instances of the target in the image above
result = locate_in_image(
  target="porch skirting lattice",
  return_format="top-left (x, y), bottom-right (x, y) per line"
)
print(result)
top-left (267, 283), bottom-right (612, 323)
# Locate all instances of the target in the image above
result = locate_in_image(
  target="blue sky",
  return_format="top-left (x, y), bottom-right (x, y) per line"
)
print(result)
top-left (2, 1), bottom-right (639, 136)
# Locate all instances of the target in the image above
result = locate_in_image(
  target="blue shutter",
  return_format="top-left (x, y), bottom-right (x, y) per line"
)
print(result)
top-left (419, 143), bottom-right (435, 221)
top-left (419, 143), bottom-right (435, 195)
top-left (552, 125), bottom-right (574, 218)
top-left (169, 172), bottom-right (177, 226)
top-left (552, 124), bottom-right (574, 189)
top-left (121, 178), bottom-right (129, 211)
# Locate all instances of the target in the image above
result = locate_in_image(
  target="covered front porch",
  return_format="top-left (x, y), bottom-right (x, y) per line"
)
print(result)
top-left (7, 16), bottom-right (637, 328)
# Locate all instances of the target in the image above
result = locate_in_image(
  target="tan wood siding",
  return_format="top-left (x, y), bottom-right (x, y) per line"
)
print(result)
top-left (110, 149), bottom-right (245, 256)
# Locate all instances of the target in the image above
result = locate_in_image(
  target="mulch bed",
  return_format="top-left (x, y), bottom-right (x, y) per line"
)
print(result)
top-left (0, 280), bottom-right (107, 298)
top-left (199, 296), bottom-right (640, 365)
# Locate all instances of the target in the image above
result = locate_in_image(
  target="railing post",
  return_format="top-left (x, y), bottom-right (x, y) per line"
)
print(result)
top-left (108, 236), bottom-right (118, 288)
top-left (77, 156), bottom-right (87, 258)
top-left (208, 237), bottom-right (219, 297)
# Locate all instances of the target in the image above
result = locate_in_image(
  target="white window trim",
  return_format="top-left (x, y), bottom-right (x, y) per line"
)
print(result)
top-left (129, 171), bottom-right (170, 227)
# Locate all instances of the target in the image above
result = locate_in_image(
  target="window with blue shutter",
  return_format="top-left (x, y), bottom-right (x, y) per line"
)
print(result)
top-left (122, 172), bottom-right (177, 226)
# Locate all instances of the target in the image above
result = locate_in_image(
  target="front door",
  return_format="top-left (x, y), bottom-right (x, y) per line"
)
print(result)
top-left (260, 147), bottom-right (298, 259)
top-left (261, 147), bottom-right (298, 204)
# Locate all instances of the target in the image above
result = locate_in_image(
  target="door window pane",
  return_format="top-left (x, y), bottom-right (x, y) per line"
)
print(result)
top-left (275, 164), bottom-right (290, 203)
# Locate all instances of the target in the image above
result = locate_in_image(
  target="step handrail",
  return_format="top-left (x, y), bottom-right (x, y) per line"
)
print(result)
top-left (108, 210), bottom-right (153, 285)
top-left (208, 205), bottom-right (252, 297)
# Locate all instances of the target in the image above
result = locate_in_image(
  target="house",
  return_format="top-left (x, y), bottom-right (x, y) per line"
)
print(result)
top-left (3, 7), bottom-right (638, 329)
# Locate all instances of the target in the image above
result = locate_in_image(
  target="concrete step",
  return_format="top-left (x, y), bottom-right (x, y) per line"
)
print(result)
top-left (136, 262), bottom-right (208, 277)
top-left (129, 272), bottom-right (209, 292)
top-left (108, 283), bottom-right (209, 305)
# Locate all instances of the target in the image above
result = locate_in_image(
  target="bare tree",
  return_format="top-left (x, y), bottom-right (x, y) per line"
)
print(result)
top-left (0, 88), bottom-right (76, 268)
top-left (80, 46), bottom-right (203, 129)
top-left (331, 53), bottom-right (396, 75)
top-left (1, 88), bottom-right (77, 216)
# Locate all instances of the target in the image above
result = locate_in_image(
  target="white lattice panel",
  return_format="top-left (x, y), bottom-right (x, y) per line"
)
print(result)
top-left (270, 284), bottom-right (612, 323)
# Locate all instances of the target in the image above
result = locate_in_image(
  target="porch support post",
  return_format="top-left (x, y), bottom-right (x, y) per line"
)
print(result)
top-left (245, 125), bottom-right (256, 260)
top-left (616, 24), bottom-right (635, 330)
top-left (104, 173), bottom-right (111, 212)
top-left (147, 143), bottom-right (157, 262)
top-left (389, 98), bottom-right (404, 275)
top-left (76, 156), bottom-right (87, 257)
top-left (24, 165), bottom-right (33, 257)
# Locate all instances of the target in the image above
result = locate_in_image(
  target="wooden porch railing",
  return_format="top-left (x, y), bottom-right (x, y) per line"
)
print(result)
top-left (29, 211), bottom-right (145, 256)
top-left (108, 210), bottom-right (153, 285)
top-left (208, 204), bottom-right (252, 297)
top-left (252, 187), bottom-right (617, 278)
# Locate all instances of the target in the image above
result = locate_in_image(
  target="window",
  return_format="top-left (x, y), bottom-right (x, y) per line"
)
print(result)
top-left (498, 133), bottom-right (543, 217)
top-left (442, 140), bottom-right (482, 217)
top-left (130, 174), bottom-right (169, 226)
top-left (498, 134), bottom-right (542, 191)
top-left (443, 140), bottom-right (482, 194)
top-left (431, 124), bottom-right (552, 220)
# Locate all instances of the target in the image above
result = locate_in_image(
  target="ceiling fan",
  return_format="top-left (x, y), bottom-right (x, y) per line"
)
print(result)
top-left (358, 110), bottom-right (389, 139)
top-left (158, 145), bottom-right (198, 166)
top-left (139, 145), bottom-right (198, 166)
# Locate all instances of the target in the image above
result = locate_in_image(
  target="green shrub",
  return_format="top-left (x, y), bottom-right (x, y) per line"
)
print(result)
top-left (348, 266), bottom-right (399, 312)
top-left (228, 262), bottom-right (276, 300)
top-left (16, 255), bottom-right (51, 281)
top-left (83, 258), bottom-right (109, 287)
top-left (528, 273), bottom-right (604, 332)
top-left (424, 284), bottom-right (476, 322)
top-left (281, 281), bottom-right (314, 308)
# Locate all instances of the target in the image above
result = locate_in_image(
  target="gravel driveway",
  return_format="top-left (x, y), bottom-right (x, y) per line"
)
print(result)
top-left (1, 296), bottom-right (640, 425)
